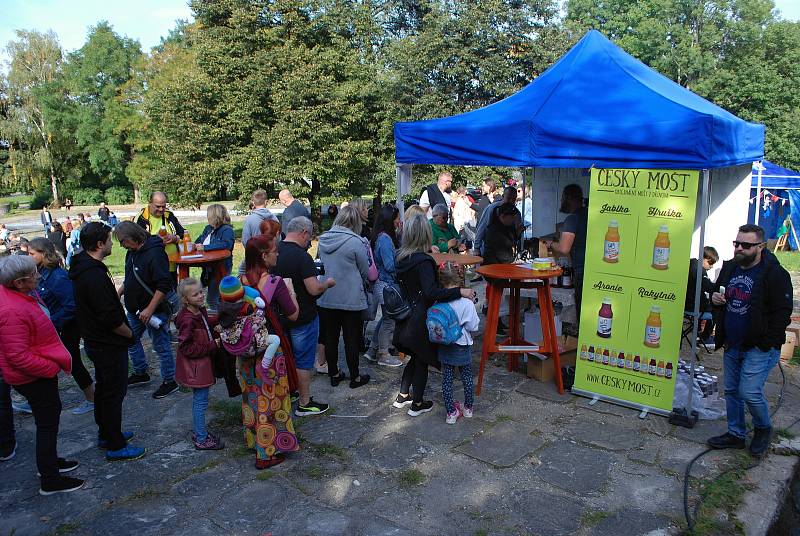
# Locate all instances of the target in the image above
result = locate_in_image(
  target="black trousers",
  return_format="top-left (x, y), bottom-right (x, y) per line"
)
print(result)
top-left (13, 377), bottom-right (61, 483)
top-left (84, 342), bottom-right (129, 451)
top-left (400, 354), bottom-right (429, 404)
top-left (60, 319), bottom-right (93, 391)
top-left (319, 307), bottom-right (362, 379)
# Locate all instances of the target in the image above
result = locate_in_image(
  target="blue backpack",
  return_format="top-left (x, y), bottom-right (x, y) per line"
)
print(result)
top-left (426, 302), bottom-right (463, 345)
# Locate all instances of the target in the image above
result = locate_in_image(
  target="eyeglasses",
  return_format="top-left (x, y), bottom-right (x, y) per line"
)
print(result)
top-left (732, 240), bottom-right (763, 250)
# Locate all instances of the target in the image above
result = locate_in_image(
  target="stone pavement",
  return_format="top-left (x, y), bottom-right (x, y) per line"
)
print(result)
top-left (2, 321), bottom-right (800, 535)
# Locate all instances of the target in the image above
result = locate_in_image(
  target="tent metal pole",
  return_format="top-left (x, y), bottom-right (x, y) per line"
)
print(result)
top-left (685, 169), bottom-right (711, 416)
top-left (756, 162), bottom-right (763, 225)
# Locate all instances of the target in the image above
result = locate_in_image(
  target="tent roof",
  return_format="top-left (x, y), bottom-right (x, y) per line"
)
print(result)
top-left (394, 30), bottom-right (764, 170)
top-left (752, 160), bottom-right (800, 189)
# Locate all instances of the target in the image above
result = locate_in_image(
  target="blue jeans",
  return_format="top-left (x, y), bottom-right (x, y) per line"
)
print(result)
top-left (0, 373), bottom-right (14, 450)
top-left (289, 316), bottom-right (319, 370)
top-left (127, 311), bottom-right (175, 381)
top-left (192, 387), bottom-right (209, 441)
top-left (723, 347), bottom-right (780, 438)
top-left (206, 274), bottom-right (221, 311)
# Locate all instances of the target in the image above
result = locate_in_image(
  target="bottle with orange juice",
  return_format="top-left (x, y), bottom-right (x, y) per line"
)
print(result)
top-left (603, 220), bottom-right (620, 263)
top-left (644, 305), bottom-right (662, 348)
top-left (652, 225), bottom-right (670, 270)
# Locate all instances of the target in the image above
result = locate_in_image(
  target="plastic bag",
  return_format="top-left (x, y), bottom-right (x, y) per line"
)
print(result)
top-left (672, 372), bottom-right (726, 420)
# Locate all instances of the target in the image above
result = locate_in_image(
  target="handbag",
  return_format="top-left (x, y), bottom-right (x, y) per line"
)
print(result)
top-left (127, 256), bottom-right (180, 319)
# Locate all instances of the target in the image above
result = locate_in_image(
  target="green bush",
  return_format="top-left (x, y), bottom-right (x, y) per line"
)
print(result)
top-left (104, 186), bottom-right (133, 205)
top-left (30, 189), bottom-right (52, 209)
top-left (70, 188), bottom-right (104, 206)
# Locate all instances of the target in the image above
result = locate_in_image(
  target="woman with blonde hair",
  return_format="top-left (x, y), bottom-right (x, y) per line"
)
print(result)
top-left (392, 213), bottom-right (476, 416)
top-left (348, 198), bottom-right (372, 239)
top-left (195, 204), bottom-right (235, 309)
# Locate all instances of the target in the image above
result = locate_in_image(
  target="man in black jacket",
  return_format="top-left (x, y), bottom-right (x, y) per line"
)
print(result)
top-left (135, 191), bottom-right (185, 286)
top-left (114, 221), bottom-right (178, 399)
top-left (419, 171), bottom-right (453, 220)
top-left (707, 224), bottom-right (793, 457)
top-left (69, 222), bottom-right (144, 461)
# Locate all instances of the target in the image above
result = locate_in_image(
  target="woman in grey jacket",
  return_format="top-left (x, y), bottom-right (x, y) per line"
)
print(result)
top-left (317, 205), bottom-right (371, 388)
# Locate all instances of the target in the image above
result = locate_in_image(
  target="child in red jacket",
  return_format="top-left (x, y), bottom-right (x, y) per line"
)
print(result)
top-left (176, 278), bottom-right (225, 450)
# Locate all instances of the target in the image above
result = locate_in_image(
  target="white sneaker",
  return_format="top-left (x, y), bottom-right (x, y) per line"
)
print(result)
top-left (363, 352), bottom-right (378, 363)
top-left (315, 363), bottom-right (329, 374)
top-left (456, 401), bottom-right (473, 418)
top-left (12, 401), bottom-right (32, 414)
top-left (445, 406), bottom-right (462, 425)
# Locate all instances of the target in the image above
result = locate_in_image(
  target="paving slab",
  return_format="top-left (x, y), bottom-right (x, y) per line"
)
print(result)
top-left (566, 419), bottom-right (646, 451)
top-left (505, 489), bottom-right (585, 536)
top-left (534, 440), bottom-right (614, 496)
top-left (516, 378), bottom-right (576, 402)
top-left (588, 507), bottom-right (674, 536)
top-left (297, 412), bottom-right (370, 448)
top-left (455, 421), bottom-right (542, 467)
top-left (670, 418), bottom-right (727, 445)
top-left (580, 397), bottom-right (643, 418)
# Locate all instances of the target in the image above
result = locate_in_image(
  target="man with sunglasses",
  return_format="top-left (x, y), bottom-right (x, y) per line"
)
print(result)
top-left (707, 224), bottom-right (792, 457)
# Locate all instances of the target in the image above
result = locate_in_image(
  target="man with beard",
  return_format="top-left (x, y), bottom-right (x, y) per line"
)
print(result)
top-left (707, 224), bottom-right (792, 457)
top-left (542, 184), bottom-right (588, 319)
top-left (419, 171), bottom-right (453, 220)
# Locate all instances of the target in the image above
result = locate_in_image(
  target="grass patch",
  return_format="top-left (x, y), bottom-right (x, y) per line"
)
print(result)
top-left (774, 251), bottom-right (800, 273)
top-left (495, 414), bottom-right (513, 422)
top-left (306, 442), bottom-right (349, 461)
top-left (52, 522), bottom-right (80, 535)
top-left (210, 399), bottom-right (242, 428)
top-left (306, 465), bottom-right (325, 479)
top-left (776, 428), bottom-right (796, 439)
top-left (474, 530), bottom-right (488, 536)
top-left (227, 445), bottom-right (253, 459)
top-left (397, 468), bottom-right (425, 487)
top-left (255, 471), bottom-right (276, 481)
top-left (581, 510), bottom-right (610, 527)
top-left (691, 452), bottom-right (755, 536)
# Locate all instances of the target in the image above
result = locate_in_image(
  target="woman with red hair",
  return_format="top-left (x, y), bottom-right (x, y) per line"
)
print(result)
top-left (238, 229), bottom-right (300, 469)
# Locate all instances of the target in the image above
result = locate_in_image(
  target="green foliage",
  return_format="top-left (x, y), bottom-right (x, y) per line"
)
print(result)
top-left (104, 186), bottom-right (133, 205)
top-left (30, 188), bottom-right (53, 210)
top-left (69, 188), bottom-right (104, 206)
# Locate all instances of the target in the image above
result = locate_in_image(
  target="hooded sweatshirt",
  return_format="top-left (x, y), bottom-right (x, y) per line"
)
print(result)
top-left (238, 208), bottom-right (279, 274)
top-left (69, 251), bottom-right (133, 348)
top-left (122, 236), bottom-right (173, 314)
top-left (316, 226), bottom-right (370, 311)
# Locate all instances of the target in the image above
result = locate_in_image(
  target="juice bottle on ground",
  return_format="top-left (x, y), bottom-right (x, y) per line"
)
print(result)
top-left (610, 348), bottom-right (618, 367)
top-left (644, 306), bottom-right (662, 348)
top-left (587, 345), bottom-right (595, 362)
top-left (652, 225), bottom-right (670, 270)
top-left (648, 358), bottom-right (657, 375)
top-left (597, 298), bottom-right (613, 338)
top-left (617, 351), bottom-right (626, 369)
top-left (656, 360), bottom-right (665, 377)
top-left (603, 220), bottom-right (620, 263)
top-left (580, 344), bottom-right (588, 360)
top-left (633, 354), bottom-right (641, 372)
top-left (602, 348), bottom-right (610, 365)
top-left (665, 362), bottom-right (673, 379)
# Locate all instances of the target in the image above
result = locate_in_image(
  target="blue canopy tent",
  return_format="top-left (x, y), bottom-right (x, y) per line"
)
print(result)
top-left (393, 29), bottom-right (764, 418)
top-left (749, 160), bottom-right (800, 248)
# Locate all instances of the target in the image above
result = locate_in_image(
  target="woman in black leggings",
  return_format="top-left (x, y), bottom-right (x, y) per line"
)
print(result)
top-left (28, 239), bottom-right (95, 414)
top-left (392, 212), bottom-right (476, 416)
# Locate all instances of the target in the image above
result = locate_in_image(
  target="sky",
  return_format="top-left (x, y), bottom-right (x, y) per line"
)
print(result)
top-left (0, 0), bottom-right (798, 63)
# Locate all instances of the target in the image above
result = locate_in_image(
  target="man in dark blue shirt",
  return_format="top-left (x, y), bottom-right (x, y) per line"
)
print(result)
top-left (707, 224), bottom-right (793, 457)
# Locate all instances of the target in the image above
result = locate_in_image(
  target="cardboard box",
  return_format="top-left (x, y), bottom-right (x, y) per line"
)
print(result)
top-left (526, 350), bottom-right (577, 382)
top-left (780, 331), bottom-right (797, 362)
top-left (786, 322), bottom-right (800, 345)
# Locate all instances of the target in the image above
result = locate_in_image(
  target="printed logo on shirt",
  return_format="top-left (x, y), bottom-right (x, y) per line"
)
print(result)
top-left (726, 273), bottom-right (755, 315)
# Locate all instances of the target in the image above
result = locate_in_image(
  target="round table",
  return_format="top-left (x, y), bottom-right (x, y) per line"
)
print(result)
top-left (475, 264), bottom-right (564, 395)
top-left (175, 249), bottom-right (232, 282)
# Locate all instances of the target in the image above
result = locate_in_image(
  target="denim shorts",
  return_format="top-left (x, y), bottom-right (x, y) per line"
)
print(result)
top-left (290, 315), bottom-right (320, 370)
top-left (438, 343), bottom-right (472, 367)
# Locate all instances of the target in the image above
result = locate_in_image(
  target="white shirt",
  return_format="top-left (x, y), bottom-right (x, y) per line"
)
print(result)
top-left (447, 296), bottom-right (480, 346)
top-left (419, 188), bottom-right (452, 219)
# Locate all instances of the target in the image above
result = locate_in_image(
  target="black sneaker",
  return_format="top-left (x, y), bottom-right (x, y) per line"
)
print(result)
top-left (37, 458), bottom-right (79, 476)
top-left (128, 373), bottom-right (151, 387)
top-left (295, 398), bottom-right (329, 417)
top-left (707, 432), bottom-right (746, 450)
top-left (0, 441), bottom-right (16, 461)
top-left (749, 426), bottom-right (772, 457)
top-left (152, 380), bottom-right (179, 399)
top-left (39, 476), bottom-right (85, 496)
top-left (407, 400), bottom-right (434, 417)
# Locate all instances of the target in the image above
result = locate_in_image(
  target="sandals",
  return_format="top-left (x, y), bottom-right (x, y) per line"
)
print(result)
top-left (349, 375), bottom-right (370, 389)
top-left (330, 371), bottom-right (346, 387)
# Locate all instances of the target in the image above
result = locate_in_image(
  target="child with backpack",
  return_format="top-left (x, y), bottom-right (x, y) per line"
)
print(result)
top-left (426, 263), bottom-right (480, 424)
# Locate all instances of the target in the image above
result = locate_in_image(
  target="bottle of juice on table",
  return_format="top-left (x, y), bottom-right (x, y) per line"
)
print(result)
top-left (182, 231), bottom-right (190, 255)
top-left (644, 306), bottom-right (662, 348)
top-left (597, 298), bottom-right (613, 338)
top-left (603, 220), bottom-right (620, 263)
top-left (652, 225), bottom-right (670, 270)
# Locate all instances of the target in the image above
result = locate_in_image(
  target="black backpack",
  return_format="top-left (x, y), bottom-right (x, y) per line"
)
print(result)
top-left (383, 282), bottom-right (413, 321)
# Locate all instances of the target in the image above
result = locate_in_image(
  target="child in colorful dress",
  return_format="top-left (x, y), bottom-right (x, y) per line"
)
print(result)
top-left (215, 276), bottom-right (280, 372)
top-left (175, 278), bottom-right (225, 450)
top-left (436, 264), bottom-right (480, 424)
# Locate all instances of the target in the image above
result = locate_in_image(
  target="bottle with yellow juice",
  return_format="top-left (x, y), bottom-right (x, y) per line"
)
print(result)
top-left (644, 306), bottom-right (662, 348)
top-left (603, 220), bottom-right (620, 263)
top-left (652, 225), bottom-right (670, 270)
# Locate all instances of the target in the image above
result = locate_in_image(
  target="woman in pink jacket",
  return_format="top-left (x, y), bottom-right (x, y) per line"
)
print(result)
top-left (0, 255), bottom-right (84, 495)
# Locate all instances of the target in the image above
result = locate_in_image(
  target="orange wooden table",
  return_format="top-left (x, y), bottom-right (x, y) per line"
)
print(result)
top-left (175, 250), bottom-right (231, 282)
top-left (430, 252), bottom-right (483, 266)
top-left (475, 264), bottom-right (564, 395)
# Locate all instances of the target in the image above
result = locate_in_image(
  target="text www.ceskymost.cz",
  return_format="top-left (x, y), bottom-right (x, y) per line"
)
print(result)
top-left (585, 373), bottom-right (663, 398)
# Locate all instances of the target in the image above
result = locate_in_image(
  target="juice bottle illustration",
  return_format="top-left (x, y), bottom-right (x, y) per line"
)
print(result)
top-left (644, 306), bottom-right (662, 348)
top-left (587, 345), bottom-right (595, 362)
top-left (656, 360), bottom-right (665, 377)
top-left (580, 344), bottom-right (588, 360)
top-left (610, 348), bottom-right (618, 367)
top-left (633, 355), bottom-right (641, 372)
top-left (617, 351), bottom-right (626, 369)
top-left (597, 298), bottom-right (613, 338)
top-left (648, 358), bottom-right (657, 375)
top-left (603, 220), bottom-right (620, 263)
top-left (625, 352), bottom-right (633, 369)
top-left (602, 348), bottom-right (610, 365)
top-left (665, 362), bottom-right (673, 379)
top-left (652, 225), bottom-right (670, 270)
